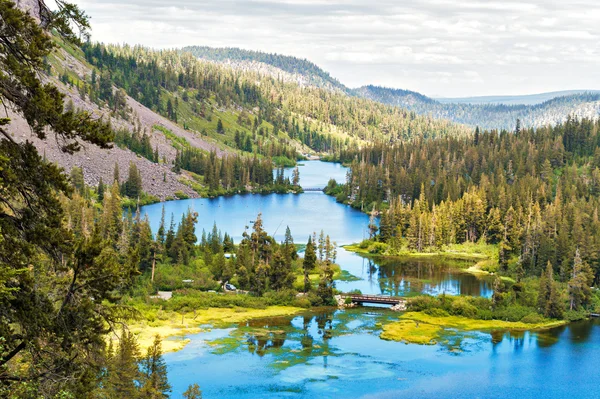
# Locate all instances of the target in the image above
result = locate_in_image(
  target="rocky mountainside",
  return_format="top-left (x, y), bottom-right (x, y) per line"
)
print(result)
top-left (9, 47), bottom-right (224, 200)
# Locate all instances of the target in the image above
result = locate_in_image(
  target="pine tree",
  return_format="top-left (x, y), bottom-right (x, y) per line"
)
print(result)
top-left (107, 328), bottom-right (142, 398)
top-left (538, 261), bottom-right (552, 312)
top-left (157, 205), bottom-right (166, 246)
top-left (183, 384), bottom-right (203, 399)
top-left (317, 230), bottom-right (325, 261)
top-left (70, 166), bottom-right (85, 195)
top-left (165, 214), bottom-right (176, 253)
top-left (125, 161), bottom-right (143, 198)
top-left (140, 335), bottom-right (171, 399)
top-left (292, 166), bottom-right (300, 186)
top-left (97, 176), bottom-right (105, 203)
top-left (317, 260), bottom-right (335, 305)
top-left (568, 248), bottom-right (594, 310)
top-left (284, 226), bottom-right (297, 260)
top-left (114, 161), bottom-right (120, 183)
top-left (303, 236), bottom-right (316, 292)
top-left (217, 118), bottom-right (225, 134)
top-left (270, 248), bottom-right (294, 291)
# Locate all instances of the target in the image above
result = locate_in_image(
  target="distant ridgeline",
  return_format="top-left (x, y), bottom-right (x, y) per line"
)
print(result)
top-left (180, 46), bottom-right (600, 131)
top-left (181, 45), bottom-right (348, 93)
top-left (357, 85), bottom-right (600, 130)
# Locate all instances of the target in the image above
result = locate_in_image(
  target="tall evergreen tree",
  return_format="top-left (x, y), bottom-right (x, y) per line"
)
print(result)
top-left (140, 335), bottom-right (171, 399)
top-left (568, 248), bottom-right (594, 310)
top-left (303, 236), bottom-right (317, 292)
top-left (97, 176), bottom-right (105, 203)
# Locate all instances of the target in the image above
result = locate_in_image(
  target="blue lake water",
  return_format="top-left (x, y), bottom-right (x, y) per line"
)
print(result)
top-left (163, 310), bottom-right (600, 399)
top-left (140, 161), bottom-right (599, 398)
top-left (141, 161), bottom-right (492, 297)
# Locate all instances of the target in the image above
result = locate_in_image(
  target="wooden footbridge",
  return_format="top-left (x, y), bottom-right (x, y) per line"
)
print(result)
top-left (340, 293), bottom-right (406, 306)
top-left (303, 187), bottom-right (324, 192)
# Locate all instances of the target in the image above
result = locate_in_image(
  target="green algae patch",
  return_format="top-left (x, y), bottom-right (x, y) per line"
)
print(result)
top-left (400, 312), bottom-right (568, 331)
top-left (380, 312), bottom-right (568, 346)
top-left (380, 320), bottom-right (442, 344)
top-left (125, 306), bottom-right (303, 353)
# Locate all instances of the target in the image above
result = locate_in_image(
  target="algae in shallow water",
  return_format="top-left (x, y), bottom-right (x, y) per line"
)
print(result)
top-left (379, 312), bottom-right (569, 346)
top-left (380, 320), bottom-right (441, 344)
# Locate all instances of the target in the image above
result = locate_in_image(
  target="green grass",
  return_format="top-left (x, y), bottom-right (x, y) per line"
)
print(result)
top-left (380, 311), bottom-right (568, 345)
top-left (154, 125), bottom-right (191, 149)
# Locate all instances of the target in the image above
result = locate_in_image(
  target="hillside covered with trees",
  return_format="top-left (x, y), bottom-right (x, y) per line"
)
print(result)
top-left (179, 46), bottom-right (600, 131)
top-left (327, 117), bottom-right (600, 319)
top-left (357, 85), bottom-right (600, 130)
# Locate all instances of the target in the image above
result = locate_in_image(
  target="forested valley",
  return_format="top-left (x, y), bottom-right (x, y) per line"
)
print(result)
top-left (2, 0), bottom-right (600, 398)
top-left (326, 117), bottom-right (600, 320)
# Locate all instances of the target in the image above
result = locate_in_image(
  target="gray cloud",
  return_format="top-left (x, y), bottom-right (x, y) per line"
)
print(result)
top-left (71, 0), bottom-right (600, 97)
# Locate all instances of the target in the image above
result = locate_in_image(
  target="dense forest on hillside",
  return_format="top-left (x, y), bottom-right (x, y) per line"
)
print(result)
top-left (327, 117), bottom-right (600, 317)
top-left (0, 2), bottom-right (333, 396)
top-left (358, 85), bottom-right (600, 130)
top-left (182, 45), bottom-right (347, 92)
top-left (81, 43), bottom-right (467, 151)
top-left (178, 45), bottom-right (600, 131)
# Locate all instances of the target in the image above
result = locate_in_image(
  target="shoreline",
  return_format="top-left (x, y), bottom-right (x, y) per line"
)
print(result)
top-left (342, 242), bottom-right (514, 280)
top-left (122, 305), bottom-right (304, 353)
top-left (381, 311), bottom-right (569, 344)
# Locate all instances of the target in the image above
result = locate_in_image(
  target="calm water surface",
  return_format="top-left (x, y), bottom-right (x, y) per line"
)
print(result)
top-left (140, 161), bottom-right (599, 398)
top-left (163, 310), bottom-right (600, 399)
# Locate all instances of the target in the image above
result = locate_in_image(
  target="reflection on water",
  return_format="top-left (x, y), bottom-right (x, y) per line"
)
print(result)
top-left (165, 310), bottom-right (600, 399)
top-left (371, 256), bottom-right (494, 298)
top-left (141, 161), bottom-right (493, 299)
top-left (336, 252), bottom-right (494, 298)
top-left (142, 161), bottom-right (600, 398)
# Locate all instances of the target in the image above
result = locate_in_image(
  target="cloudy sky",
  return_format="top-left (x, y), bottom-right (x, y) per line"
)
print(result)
top-left (70, 0), bottom-right (600, 97)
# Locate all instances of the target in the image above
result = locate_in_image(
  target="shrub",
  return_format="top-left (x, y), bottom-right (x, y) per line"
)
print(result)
top-left (564, 309), bottom-right (588, 322)
top-left (493, 305), bottom-right (534, 322)
top-left (424, 308), bottom-right (449, 317)
top-left (293, 297), bottom-right (312, 308)
top-left (174, 191), bottom-right (189, 199)
top-left (521, 313), bottom-right (544, 324)
top-left (263, 290), bottom-right (296, 306)
top-left (476, 309), bottom-right (494, 320)
top-left (407, 295), bottom-right (440, 311)
top-left (369, 242), bottom-right (388, 254)
top-left (449, 297), bottom-right (478, 318)
top-left (359, 240), bottom-right (370, 249)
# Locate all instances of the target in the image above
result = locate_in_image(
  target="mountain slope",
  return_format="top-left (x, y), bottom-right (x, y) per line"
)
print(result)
top-left (437, 90), bottom-right (600, 106)
top-left (180, 45), bottom-right (600, 130)
top-left (181, 46), bottom-right (347, 92)
top-left (12, 36), bottom-right (466, 202)
top-left (357, 85), bottom-right (600, 130)
top-left (9, 40), bottom-right (204, 200)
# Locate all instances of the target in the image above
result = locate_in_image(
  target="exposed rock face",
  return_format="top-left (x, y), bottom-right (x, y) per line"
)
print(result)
top-left (3, 32), bottom-right (229, 200)
top-left (15, 0), bottom-right (41, 19)
top-left (335, 295), bottom-right (356, 309)
top-left (6, 107), bottom-right (198, 201)
top-left (6, 2), bottom-right (227, 200)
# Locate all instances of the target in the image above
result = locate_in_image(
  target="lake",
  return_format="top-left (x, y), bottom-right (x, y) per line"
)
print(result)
top-left (140, 161), bottom-right (600, 399)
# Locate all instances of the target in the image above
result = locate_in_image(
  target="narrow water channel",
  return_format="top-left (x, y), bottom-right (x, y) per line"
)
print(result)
top-left (140, 161), bottom-right (600, 399)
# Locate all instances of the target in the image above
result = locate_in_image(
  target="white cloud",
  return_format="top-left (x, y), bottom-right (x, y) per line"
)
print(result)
top-left (71, 0), bottom-right (600, 97)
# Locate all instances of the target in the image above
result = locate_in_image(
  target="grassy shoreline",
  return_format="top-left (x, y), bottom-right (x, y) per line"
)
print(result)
top-left (343, 241), bottom-right (511, 279)
top-left (381, 311), bottom-right (568, 344)
top-left (122, 305), bottom-right (303, 353)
